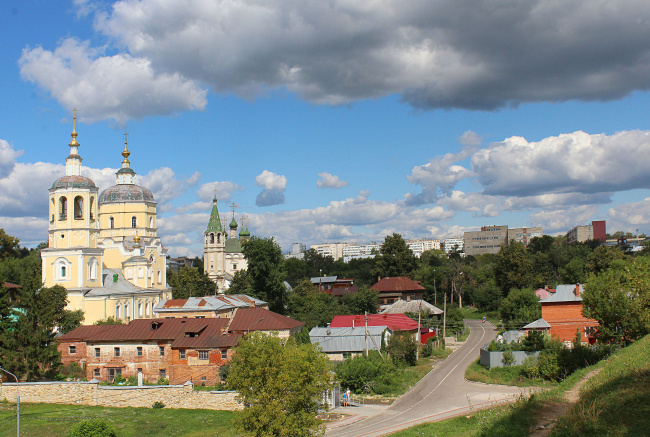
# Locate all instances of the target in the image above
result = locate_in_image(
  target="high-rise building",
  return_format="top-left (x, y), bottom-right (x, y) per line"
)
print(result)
top-left (567, 220), bottom-right (606, 244)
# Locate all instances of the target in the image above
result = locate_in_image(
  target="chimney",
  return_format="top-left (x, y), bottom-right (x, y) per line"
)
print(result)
top-left (545, 285), bottom-right (549, 291)
top-left (220, 327), bottom-right (227, 336)
top-left (574, 284), bottom-right (580, 296)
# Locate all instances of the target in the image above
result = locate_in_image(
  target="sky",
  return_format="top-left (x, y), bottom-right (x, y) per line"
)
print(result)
top-left (2, 0), bottom-right (650, 257)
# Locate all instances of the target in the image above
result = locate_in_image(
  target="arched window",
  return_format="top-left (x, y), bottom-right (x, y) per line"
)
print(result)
top-left (109, 216), bottom-right (114, 229)
top-left (88, 258), bottom-right (98, 281)
top-left (210, 233), bottom-right (214, 244)
top-left (145, 301), bottom-right (150, 316)
top-left (132, 216), bottom-right (137, 228)
top-left (124, 303), bottom-right (129, 321)
top-left (59, 197), bottom-right (67, 220)
top-left (89, 197), bottom-right (95, 220)
top-left (157, 269), bottom-right (161, 284)
top-left (138, 302), bottom-right (143, 317)
top-left (55, 258), bottom-right (71, 281)
top-left (74, 196), bottom-right (83, 219)
top-left (149, 217), bottom-right (153, 228)
top-left (138, 267), bottom-right (144, 278)
top-left (217, 233), bottom-right (221, 243)
top-left (126, 268), bottom-right (133, 279)
top-left (116, 304), bottom-right (121, 320)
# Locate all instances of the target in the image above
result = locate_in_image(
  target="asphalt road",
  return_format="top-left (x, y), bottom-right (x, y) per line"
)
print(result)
top-left (326, 319), bottom-right (529, 437)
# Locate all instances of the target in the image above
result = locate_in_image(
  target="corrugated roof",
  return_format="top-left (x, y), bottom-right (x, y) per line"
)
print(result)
top-left (228, 307), bottom-right (304, 332)
top-left (309, 326), bottom-right (388, 353)
top-left (330, 314), bottom-right (419, 331)
top-left (523, 318), bottom-right (551, 329)
top-left (154, 294), bottom-right (267, 314)
top-left (370, 277), bottom-right (426, 293)
top-left (310, 276), bottom-right (339, 284)
top-left (380, 299), bottom-right (443, 315)
top-left (83, 269), bottom-right (166, 297)
top-left (59, 318), bottom-right (240, 349)
top-left (540, 284), bottom-right (584, 303)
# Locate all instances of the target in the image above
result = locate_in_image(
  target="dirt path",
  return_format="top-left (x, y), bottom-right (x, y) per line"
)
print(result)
top-left (529, 368), bottom-right (602, 436)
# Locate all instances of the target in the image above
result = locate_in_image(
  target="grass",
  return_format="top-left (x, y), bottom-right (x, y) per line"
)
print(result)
top-left (390, 335), bottom-right (650, 437)
top-left (0, 403), bottom-right (237, 437)
top-left (465, 358), bottom-right (557, 388)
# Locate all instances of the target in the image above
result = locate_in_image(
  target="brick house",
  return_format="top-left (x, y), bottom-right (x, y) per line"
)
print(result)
top-left (58, 307), bottom-right (304, 385)
top-left (370, 277), bottom-right (426, 306)
top-left (539, 284), bottom-right (598, 346)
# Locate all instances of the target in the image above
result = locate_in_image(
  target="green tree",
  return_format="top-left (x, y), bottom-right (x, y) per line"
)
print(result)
top-left (303, 249), bottom-right (334, 277)
top-left (372, 233), bottom-right (418, 279)
top-left (341, 287), bottom-right (379, 315)
top-left (241, 237), bottom-right (287, 313)
top-left (286, 280), bottom-right (343, 329)
top-left (59, 309), bottom-right (85, 334)
top-left (498, 287), bottom-right (542, 330)
top-left (527, 235), bottom-right (555, 255)
top-left (227, 332), bottom-right (331, 437)
top-left (227, 269), bottom-right (254, 295)
top-left (0, 228), bottom-right (21, 259)
top-left (94, 317), bottom-right (123, 325)
top-left (283, 257), bottom-right (312, 287)
top-left (585, 246), bottom-right (627, 275)
top-left (167, 266), bottom-right (215, 299)
top-left (494, 241), bottom-right (536, 293)
top-left (386, 330), bottom-right (418, 367)
top-left (582, 257), bottom-right (650, 344)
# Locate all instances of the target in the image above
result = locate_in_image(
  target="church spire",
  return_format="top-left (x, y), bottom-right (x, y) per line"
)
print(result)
top-left (65, 109), bottom-right (83, 176)
top-left (206, 194), bottom-right (224, 234)
top-left (116, 132), bottom-right (136, 184)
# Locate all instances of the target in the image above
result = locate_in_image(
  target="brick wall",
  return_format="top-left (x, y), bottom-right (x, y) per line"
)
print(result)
top-left (0, 381), bottom-right (241, 410)
top-left (542, 302), bottom-right (598, 343)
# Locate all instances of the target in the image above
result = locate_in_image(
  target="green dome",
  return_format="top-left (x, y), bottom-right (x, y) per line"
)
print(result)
top-left (229, 217), bottom-right (238, 229)
top-left (240, 228), bottom-right (250, 237)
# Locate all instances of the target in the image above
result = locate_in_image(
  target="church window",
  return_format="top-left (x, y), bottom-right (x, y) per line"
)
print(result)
top-left (232, 264), bottom-right (237, 270)
top-left (89, 197), bottom-right (95, 220)
top-left (138, 267), bottom-right (144, 278)
top-left (210, 233), bottom-right (215, 244)
top-left (157, 270), bottom-right (161, 284)
top-left (74, 196), bottom-right (83, 220)
top-left (61, 266), bottom-right (66, 277)
top-left (145, 301), bottom-right (150, 316)
top-left (132, 216), bottom-right (137, 228)
top-left (109, 216), bottom-right (114, 229)
top-left (126, 268), bottom-right (133, 279)
top-left (149, 254), bottom-right (154, 262)
top-left (138, 302), bottom-right (143, 317)
top-left (88, 258), bottom-right (98, 281)
top-left (59, 197), bottom-right (67, 220)
top-left (149, 217), bottom-right (153, 228)
top-left (116, 304), bottom-right (121, 320)
top-left (217, 234), bottom-right (221, 243)
top-left (125, 303), bottom-right (130, 321)
top-left (55, 258), bottom-right (71, 281)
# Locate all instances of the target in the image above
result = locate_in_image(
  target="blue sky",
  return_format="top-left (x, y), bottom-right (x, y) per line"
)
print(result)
top-left (2, 0), bottom-right (650, 256)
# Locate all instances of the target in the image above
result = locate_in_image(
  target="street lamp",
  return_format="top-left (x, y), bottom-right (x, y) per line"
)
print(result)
top-left (247, 317), bottom-right (265, 334)
top-left (0, 366), bottom-right (19, 436)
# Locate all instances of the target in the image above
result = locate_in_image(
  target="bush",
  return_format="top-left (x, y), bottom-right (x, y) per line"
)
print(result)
top-left (502, 350), bottom-right (515, 367)
top-left (59, 362), bottom-right (86, 380)
top-left (67, 418), bottom-right (117, 437)
top-left (335, 351), bottom-right (392, 393)
top-left (537, 351), bottom-right (561, 381)
top-left (521, 356), bottom-right (540, 379)
top-left (387, 331), bottom-right (418, 367)
top-left (156, 378), bottom-right (169, 385)
top-left (152, 401), bottom-right (165, 409)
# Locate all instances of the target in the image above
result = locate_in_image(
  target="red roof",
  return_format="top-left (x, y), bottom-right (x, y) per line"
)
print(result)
top-left (370, 277), bottom-right (426, 293)
top-left (535, 288), bottom-right (556, 300)
top-left (58, 318), bottom-right (240, 349)
top-left (330, 314), bottom-right (420, 331)
top-left (228, 307), bottom-right (304, 332)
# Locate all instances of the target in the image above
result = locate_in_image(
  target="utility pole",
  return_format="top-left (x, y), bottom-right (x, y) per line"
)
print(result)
top-left (416, 300), bottom-right (421, 361)
top-left (364, 311), bottom-right (369, 355)
top-left (442, 292), bottom-right (447, 340)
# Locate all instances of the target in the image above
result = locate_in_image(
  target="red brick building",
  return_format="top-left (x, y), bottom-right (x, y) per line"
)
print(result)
top-left (540, 284), bottom-right (598, 346)
top-left (58, 307), bottom-right (304, 385)
top-left (370, 277), bottom-right (426, 306)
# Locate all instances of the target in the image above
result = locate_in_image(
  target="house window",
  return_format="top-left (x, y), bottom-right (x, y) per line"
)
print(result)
top-left (132, 216), bottom-right (137, 228)
top-left (114, 347), bottom-right (120, 357)
top-left (69, 345), bottom-right (76, 354)
top-left (93, 368), bottom-right (100, 378)
top-left (198, 350), bottom-right (209, 360)
top-left (95, 347), bottom-right (100, 358)
top-left (137, 347), bottom-right (143, 357)
top-left (107, 368), bottom-right (121, 383)
top-left (221, 349), bottom-right (228, 360)
top-left (159, 369), bottom-right (166, 379)
top-left (585, 326), bottom-right (596, 336)
top-left (159, 346), bottom-right (165, 356)
top-left (179, 350), bottom-right (185, 359)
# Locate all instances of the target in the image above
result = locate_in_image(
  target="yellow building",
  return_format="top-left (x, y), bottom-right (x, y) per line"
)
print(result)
top-left (41, 112), bottom-right (171, 324)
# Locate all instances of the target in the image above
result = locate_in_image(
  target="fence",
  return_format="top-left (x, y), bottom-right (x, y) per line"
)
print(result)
top-left (479, 346), bottom-right (540, 369)
top-left (0, 381), bottom-right (241, 410)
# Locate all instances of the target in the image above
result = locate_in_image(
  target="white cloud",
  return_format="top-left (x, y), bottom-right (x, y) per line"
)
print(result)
top-left (459, 131), bottom-right (482, 147)
top-left (0, 162), bottom-right (63, 218)
top-left (0, 216), bottom-right (50, 246)
top-left (529, 205), bottom-right (601, 233)
top-left (138, 168), bottom-right (201, 205)
top-left (0, 140), bottom-right (23, 179)
top-left (176, 181), bottom-right (246, 214)
top-left (317, 172), bottom-right (348, 188)
top-left (607, 197), bottom-right (650, 230)
top-left (255, 170), bottom-right (287, 206)
top-left (472, 130), bottom-right (650, 197)
top-left (19, 38), bottom-right (207, 124)
top-left (404, 147), bottom-right (476, 205)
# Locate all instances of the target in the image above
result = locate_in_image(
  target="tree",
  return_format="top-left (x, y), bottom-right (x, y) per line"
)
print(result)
top-left (498, 287), bottom-right (542, 330)
top-left (59, 309), bottom-right (85, 334)
top-left (94, 317), bottom-right (123, 325)
top-left (582, 257), bottom-right (650, 344)
top-left (585, 246), bottom-right (626, 275)
top-left (386, 330), bottom-right (418, 366)
top-left (241, 237), bottom-right (287, 313)
top-left (286, 279), bottom-right (343, 329)
top-left (527, 235), bottom-right (555, 255)
top-left (303, 249), bottom-right (334, 277)
top-left (494, 241), bottom-right (536, 293)
top-left (372, 233), bottom-right (418, 279)
top-left (0, 228), bottom-right (21, 259)
top-left (167, 266), bottom-right (215, 299)
top-left (227, 269), bottom-right (253, 295)
top-left (227, 332), bottom-right (331, 437)
top-left (283, 257), bottom-right (312, 287)
top-left (341, 287), bottom-right (379, 315)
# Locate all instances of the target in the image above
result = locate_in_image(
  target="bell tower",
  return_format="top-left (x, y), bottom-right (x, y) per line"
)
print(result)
top-left (204, 194), bottom-right (226, 292)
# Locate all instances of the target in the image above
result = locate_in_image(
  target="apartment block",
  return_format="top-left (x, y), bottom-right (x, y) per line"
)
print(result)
top-left (567, 220), bottom-right (606, 244)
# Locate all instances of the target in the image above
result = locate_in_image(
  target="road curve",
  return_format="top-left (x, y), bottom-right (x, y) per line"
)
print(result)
top-left (325, 319), bottom-right (528, 437)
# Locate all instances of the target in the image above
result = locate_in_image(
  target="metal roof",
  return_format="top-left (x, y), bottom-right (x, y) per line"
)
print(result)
top-left (370, 277), bottom-right (426, 292)
top-left (83, 268), bottom-right (164, 297)
top-left (523, 318), bottom-right (551, 329)
top-left (154, 294), bottom-right (267, 313)
top-left (330, 314), bottom-right (420, 331)
top-left (310, 276), bottom-right (339, 284)
top-left (228, 307), bottom-right (304, 332)
top-left (380, 299), bottom-right (443, 315)
top-left (540, 284), bottom-right (584, 303)
top-left (309, 326), bottom-right (388, 353)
